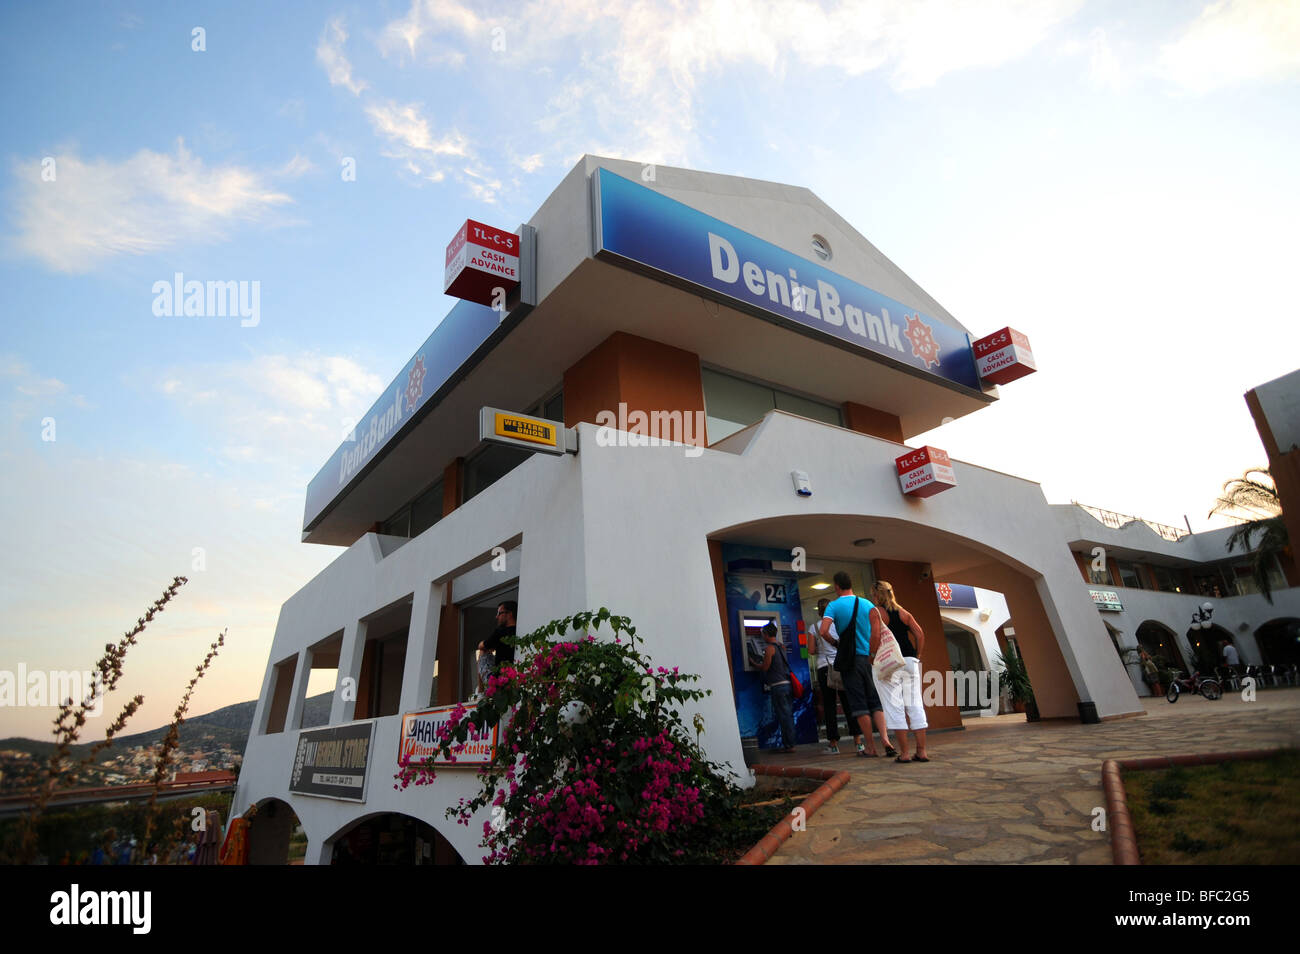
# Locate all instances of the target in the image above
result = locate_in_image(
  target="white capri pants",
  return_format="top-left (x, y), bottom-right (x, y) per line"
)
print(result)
top-left (874, 656), bottom-right (928, 732)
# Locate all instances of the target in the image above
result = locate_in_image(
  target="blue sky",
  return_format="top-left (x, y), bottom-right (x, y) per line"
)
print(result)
top-left (2, 0), bottom-right (1298, 738)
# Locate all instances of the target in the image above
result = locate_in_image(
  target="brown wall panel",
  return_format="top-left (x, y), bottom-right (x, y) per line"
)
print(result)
top-left (563, 332), bottom-right (706, 448)
top-left (843, 402), bottom-right (904, 443)
top-left (871, 559), bottom-right (960, 731)
top-left (956, 562), bottom-right (1082, 720)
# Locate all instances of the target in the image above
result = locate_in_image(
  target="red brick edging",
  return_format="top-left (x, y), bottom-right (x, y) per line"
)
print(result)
top-left (734, 765), bottom-right (852, 866)
top-left (1102, 748), bottom-right (1282, 865)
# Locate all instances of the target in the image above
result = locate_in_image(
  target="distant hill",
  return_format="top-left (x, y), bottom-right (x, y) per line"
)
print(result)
top-left (0, 692), bottom-right (333, 764)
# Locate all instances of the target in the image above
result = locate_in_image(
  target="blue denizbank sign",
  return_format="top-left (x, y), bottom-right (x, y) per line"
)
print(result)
top-left (592, 169), bottom-right (980, 391)
top-left (303, 297), bottom-right (501, 531)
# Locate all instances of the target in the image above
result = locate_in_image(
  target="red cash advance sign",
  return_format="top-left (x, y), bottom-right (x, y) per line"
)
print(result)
top-left (972, 326), bottom-right (1036, 385)
top-left (444, 219), bottom-right (520, 306)
top-left (896, 445), bottom-right (956, 498)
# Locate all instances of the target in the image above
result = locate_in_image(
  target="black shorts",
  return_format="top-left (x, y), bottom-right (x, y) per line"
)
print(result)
top-left (843, 656), bottom-right (882, 717)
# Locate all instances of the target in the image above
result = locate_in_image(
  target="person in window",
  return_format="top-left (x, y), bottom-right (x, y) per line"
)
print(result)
top-left (477, 601), bottom-right (517, 689)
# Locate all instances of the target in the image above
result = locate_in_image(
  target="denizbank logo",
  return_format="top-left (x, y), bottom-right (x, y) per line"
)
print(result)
top-left (593, 169), bottom-right (980, 390)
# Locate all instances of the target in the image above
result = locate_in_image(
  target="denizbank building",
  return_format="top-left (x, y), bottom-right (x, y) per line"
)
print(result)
top-left (232, 156), bottom-right (1144, 865)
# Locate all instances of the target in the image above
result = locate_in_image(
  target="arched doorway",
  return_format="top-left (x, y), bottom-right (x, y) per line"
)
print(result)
top-left (1188, 623), bottom-right (1233, 674)
top-left (1136, 620), bottom-right (1184, 674)
top-left (245, 798), bottom-right (305, 865)
top-left (1255, 618), bottom-right (1300, 667)
top-left (327, 812), bottom-right (465, 865)
top-left (941, 619), bottom-right (997, 717)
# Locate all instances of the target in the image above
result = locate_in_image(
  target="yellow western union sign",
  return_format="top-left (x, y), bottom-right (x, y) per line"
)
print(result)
top-left (494, 412), bottom-right (557, 448)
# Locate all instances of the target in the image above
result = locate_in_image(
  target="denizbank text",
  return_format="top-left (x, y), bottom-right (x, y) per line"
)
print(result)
top-left (708, 233), bottom-right (907, 353)
top-left (593, 169), bottom-right (981, 390)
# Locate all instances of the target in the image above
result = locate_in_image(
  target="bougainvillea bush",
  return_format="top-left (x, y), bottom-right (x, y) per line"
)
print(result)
top-left (395, 609), bottom-right (746, 864)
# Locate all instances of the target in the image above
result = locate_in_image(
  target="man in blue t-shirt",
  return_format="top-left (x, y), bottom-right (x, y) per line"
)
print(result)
top-left (818, 571), bottom-right (896, 758)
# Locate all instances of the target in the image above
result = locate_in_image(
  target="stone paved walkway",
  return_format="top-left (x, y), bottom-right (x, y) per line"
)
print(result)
top-left (764, 688), bottom-right (1300, 864)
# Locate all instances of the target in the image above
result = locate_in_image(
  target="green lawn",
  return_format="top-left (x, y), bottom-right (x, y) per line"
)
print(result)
top-left (1125, 750), bottom-right (1300, 865)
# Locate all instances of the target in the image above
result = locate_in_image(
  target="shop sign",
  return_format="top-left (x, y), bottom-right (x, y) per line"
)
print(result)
top-left (935, 582), bottom-right (979, 608)
top-left (444, 219), bottom-right (520, 306)
top-left (592, 169), bottom-right (982, 392)
top-left (896, 445), bottom-right (956, 498)
top-left (399, 705), bottom-right (499, 767)
top-left (1089, 589), bottom-right (1124, 612)
top-left (290, 721), bottom-right (375, 802)
top-left (479, 407), bottom-right (575, 455)
top-left (973, 326), bottom-right (1037, 385)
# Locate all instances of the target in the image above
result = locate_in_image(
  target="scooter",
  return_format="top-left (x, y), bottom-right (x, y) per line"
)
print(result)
top-left (1165, 669), bottom-right (1222, 702)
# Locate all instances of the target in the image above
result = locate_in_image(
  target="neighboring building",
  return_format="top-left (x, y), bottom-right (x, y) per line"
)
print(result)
top-left (1057, 499), bottom-right (1300, 696)
top-left (231, 155), bottom-right (1286, 864)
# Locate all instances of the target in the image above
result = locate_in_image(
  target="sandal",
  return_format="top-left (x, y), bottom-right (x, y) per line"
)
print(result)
top-left (894, 756), bottom-right (912, 763)
top-left (912, 754), bottom-right (930, 762)
top-left (884, 744), bottom-right (897, 757)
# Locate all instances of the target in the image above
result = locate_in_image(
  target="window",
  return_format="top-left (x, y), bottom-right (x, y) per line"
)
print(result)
top-left (1116, 561), bottom-right (1144, 590)
top-left (381, 478), bottom-right (444, 538)
top-left (463, 389), bottom-right (561, 502)
top-left (1152, 565), bottom-right (1183, 594)
top-left (702, 367), bottom-right (841, 443)
top-left (1087, 562), bottom-right (1112, 586)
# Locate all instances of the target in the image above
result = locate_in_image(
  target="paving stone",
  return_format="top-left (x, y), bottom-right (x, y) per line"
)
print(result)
top-left (1060, 789), bottom-right (1106, 815)
top-left (847, 825), bottom-right (924, 843)
top-left (840, 838), bottom-right (949, 862)
top-left (929, 823), bottom-right (990, 840)
top-left (1002, 823), bottom-right (1083, 844)
top-left (867, 810), bottom-right (939, 824)
top-left (954, 838), bottom-right (1051, 862)
top-left (766, 690), bottom-right (1300, 866)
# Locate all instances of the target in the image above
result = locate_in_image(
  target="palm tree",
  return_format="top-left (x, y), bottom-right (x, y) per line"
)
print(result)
top-left (1209, 468), bottom-right (1288, 603)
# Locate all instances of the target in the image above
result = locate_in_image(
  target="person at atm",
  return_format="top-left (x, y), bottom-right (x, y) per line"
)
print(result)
top-left (757, 622), bottom-right (798, 753)
top-left (819, 572), bottom-right (897, 758)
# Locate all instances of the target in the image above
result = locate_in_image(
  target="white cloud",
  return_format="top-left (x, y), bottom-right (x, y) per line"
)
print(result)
top-left (1158, 0), bottom-right (1300, 92)
top-left (8, 141), bottom-right (292, 273)
top-left (375, 0), bottom-right (1083, 170)
top-left (515, 153), bottom-right (545, 173)
top-left (317, 17), bottom-right (369, 95)
top-left (157, 352), bottom-right (387, 467)
top-left (365, 100), bottom-right (480, 191)
top-left (279, 154), bottom-right (315, 177)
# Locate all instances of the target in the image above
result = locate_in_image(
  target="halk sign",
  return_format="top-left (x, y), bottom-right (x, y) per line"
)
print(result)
top-left (444, 219), bottom-right (520, 306)
top-left (399, 705), bottom-right (499, 767)
top-left (972, 326), bottom-right (1036, 385)
top-left (896, 446), bottom-right (956, 498)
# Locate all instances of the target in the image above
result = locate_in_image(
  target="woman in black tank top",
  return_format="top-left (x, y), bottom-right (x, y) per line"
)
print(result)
top-left (870, 581), bottom-right (930, 763)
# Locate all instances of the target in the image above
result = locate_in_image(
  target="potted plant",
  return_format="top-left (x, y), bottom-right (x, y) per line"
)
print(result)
top-left (996, 645), bottom-right (1039, 722)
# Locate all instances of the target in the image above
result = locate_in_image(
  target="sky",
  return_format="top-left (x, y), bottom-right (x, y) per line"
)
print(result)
top-left (1, 0), bottom-right (1298, 740)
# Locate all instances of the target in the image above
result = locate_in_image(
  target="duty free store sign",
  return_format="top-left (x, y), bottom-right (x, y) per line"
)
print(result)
top-left (896, 445), bottom-right (956, 498)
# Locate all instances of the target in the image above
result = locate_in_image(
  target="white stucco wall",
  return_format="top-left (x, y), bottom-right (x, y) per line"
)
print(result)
top-left (236, 410), bottom-right (1147, 863)
top-left (939, 588), bottom-right (1011, 716)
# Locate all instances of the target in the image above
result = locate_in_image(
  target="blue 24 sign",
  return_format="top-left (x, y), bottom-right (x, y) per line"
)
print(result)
top-left (764, 583), bottom-right (787, 603)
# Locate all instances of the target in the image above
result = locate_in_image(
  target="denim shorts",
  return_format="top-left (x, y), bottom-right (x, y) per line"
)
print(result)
top-left (843, 655), bottom-right (883, 717)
